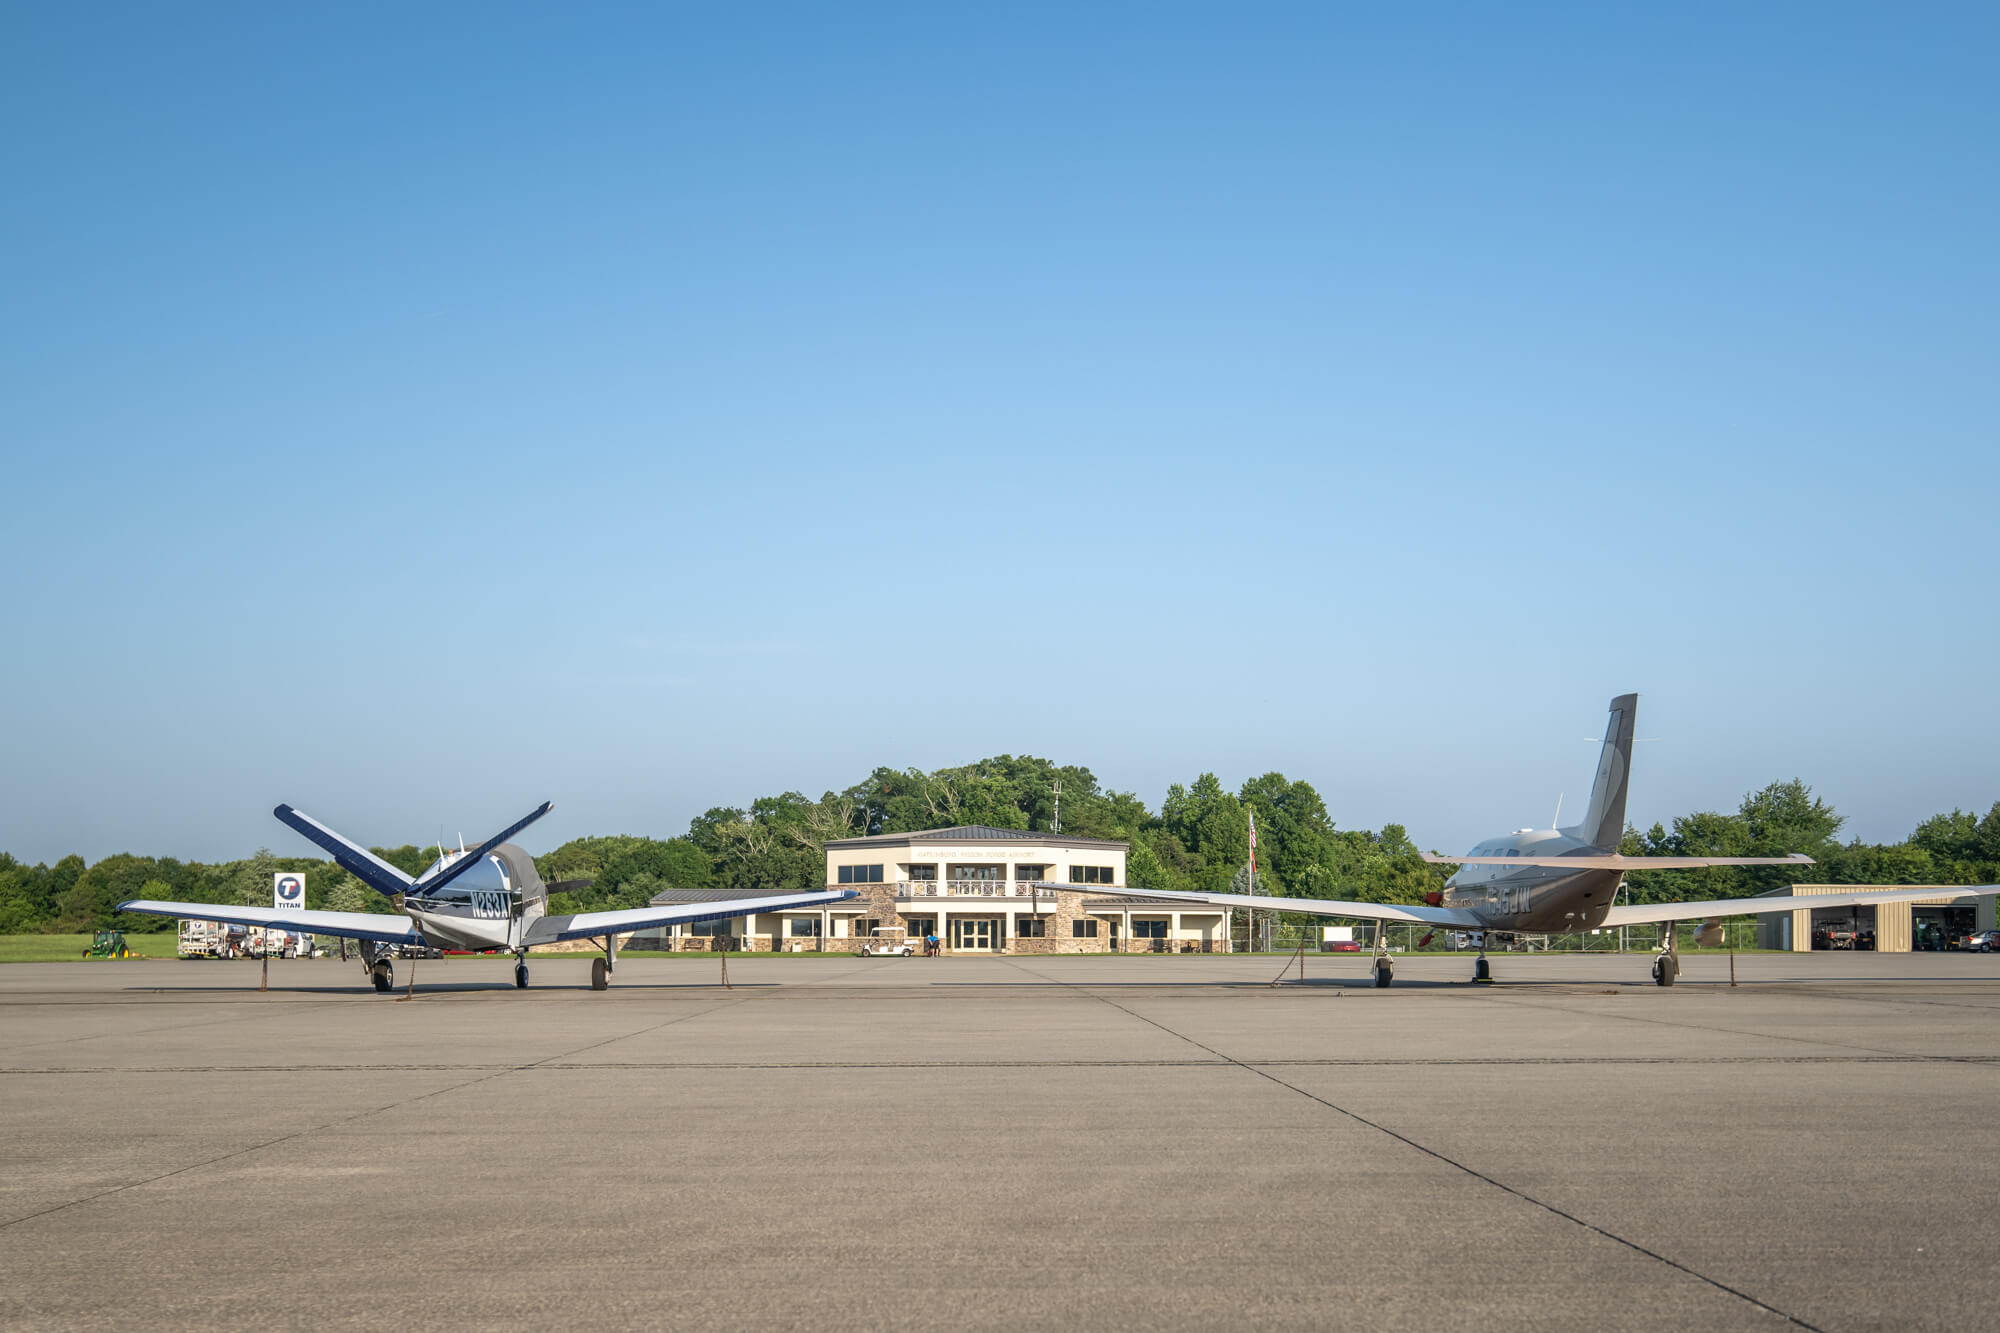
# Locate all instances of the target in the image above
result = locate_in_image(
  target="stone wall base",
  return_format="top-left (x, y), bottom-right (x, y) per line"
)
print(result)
top-left (1006, 938), bottom-right (1106, 955)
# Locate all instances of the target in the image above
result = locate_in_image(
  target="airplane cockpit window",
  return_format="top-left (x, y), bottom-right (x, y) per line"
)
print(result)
top-left (414, 853), bottom-right (511, 899)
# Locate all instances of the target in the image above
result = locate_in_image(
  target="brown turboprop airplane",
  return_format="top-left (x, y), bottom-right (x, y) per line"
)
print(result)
top-left (1105, 694), bottom-right (2000, 985)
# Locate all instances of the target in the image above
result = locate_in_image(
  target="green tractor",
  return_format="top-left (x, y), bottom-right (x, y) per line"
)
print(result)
top-left (83, 930), bottom-right (134, 959)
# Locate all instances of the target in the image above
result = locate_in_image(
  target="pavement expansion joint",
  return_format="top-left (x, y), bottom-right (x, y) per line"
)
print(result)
top-left (1001, 954), bottom-right (1829, 1332)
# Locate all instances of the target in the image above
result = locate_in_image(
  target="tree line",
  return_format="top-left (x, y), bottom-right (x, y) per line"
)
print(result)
top-left (5, 753), bottom-right (1997, 932)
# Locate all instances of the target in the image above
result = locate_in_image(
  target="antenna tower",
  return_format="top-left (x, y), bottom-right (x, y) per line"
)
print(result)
top-left (1052, 778), bottom-right (1061, 836)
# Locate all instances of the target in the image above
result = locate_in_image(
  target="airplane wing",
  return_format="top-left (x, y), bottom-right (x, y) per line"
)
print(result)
top-left (522, 889), bottom-right (862, 945)
top-left (117, 900), bottom-right (420, 944)
top-left (1419, 853), bottom-right (1816, 869)
top-left (1072, 886), bottom-right (1486, 928)
top-left (1598, 883), bottom-right (2000, 927)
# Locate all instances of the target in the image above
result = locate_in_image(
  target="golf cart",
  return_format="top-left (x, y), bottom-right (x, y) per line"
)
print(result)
top-left (859, 926), bottom-right (914, 957)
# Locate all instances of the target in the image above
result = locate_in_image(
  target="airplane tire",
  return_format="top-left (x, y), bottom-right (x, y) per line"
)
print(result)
top-left (1374, 960), bottom-right (1393, 988)
top-left (1472, 957), bottom-right (1491, 983)
top-left (371, 964), bottom-right (392, 993)
top-left (590, 958), bottom-right (609, 991)
top-left (514, 963), bottom-right (529, 990)
top-left (1654, 954), bottom-right (1678, 987)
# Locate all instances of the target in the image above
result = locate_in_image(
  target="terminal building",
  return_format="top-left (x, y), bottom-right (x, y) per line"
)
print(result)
top-left (645, 825), bottom-right (1232, 953)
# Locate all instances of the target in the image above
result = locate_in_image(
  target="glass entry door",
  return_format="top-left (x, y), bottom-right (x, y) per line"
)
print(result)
top-left (950, 918), bottom-right (996, 951)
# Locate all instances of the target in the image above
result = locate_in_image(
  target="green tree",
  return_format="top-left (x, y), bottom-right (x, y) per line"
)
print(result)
top-left (324, 881), bottom-right (369, 914)
top-left (59, 855), bottom-right (188, 931)
top-left (1161, 774), bottom-right (1248, 893)
top-left (0, 855), bottom-right (60, 933)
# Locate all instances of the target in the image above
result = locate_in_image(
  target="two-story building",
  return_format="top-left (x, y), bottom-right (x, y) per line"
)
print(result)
top-left (645, 825), bottom-right (1231, 953)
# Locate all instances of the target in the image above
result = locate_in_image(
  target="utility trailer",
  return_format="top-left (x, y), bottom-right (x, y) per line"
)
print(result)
top-left (178, 919), bottom-right (227, 958)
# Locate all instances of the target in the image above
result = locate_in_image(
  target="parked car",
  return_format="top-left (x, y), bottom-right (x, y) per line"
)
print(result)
top-left (1324, 940), bottom-right (1362, 952)
top-left (1964, 929), bottom-right (2000, 953)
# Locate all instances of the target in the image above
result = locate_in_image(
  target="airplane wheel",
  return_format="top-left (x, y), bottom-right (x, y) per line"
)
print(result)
top-left (371, 963), bottom-right (393, 993)
top-left (1654, 954), bottom-right (1678, 987)
top-left (514, 963), bottom-right (529, 989)
top-left (1472, 957), bottom-right (1492, 984)
top-left (590, 958), bottom-right (609, 991)
top-left (1374, 960), bottom-right (1393, 988)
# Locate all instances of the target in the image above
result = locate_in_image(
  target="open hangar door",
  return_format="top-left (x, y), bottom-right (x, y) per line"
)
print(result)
top-left (1810, 904), bottom-right (1876, 950)
top-left (1915, 903), bottom-right (1977, 950)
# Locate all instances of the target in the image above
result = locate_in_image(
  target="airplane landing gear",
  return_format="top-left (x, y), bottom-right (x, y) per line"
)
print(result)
top-left (1653, 948), bottom-right (1678, 987)
top-left (371, 961), bottom-right (393, 993)
top-left (1373, 954), bottom-right (1394, 988)
top-left (1472, 938), bottom-right (1494, 984)
top-left (514, 959), bottom-right (530, 989)
top-left (589, 934), bottom-right (616, 991)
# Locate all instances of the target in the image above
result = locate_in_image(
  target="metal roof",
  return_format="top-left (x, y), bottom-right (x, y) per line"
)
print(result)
top-left (646, 888), bottom-right (766, 905)
top-left (825, 824), bottom-right (1128, 850)
top-left (1081, 897), bottom-right (1212, 908)
top-left (647, 886), bottom-right (871, 912)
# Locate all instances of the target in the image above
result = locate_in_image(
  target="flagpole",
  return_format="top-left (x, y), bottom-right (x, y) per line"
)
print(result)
top-left (1248, 808), bottom-right (1258, 954)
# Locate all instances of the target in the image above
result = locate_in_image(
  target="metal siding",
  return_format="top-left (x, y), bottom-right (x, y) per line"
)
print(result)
top-left (1876, 902), bottom-right (1912, 953)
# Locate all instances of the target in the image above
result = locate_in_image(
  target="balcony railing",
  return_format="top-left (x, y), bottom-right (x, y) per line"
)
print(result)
top-left (890, 881), bottom-right (1121, 898)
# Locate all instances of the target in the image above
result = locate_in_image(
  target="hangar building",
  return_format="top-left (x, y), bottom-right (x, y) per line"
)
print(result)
top-left (1756, 884), bottom-right (1997, 951)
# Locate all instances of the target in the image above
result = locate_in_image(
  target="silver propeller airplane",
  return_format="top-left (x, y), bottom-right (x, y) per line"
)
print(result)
top-left (1106, 693), bottom-right (2000, 986)
top-left (118, 801), bottom-right (856, 992)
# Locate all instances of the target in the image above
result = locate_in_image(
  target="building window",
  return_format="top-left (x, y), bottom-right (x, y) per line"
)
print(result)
top-left (788, 918), bottom-right (821, 936)
top-left (687, 920), bottom-right (728, 937)
top-left (1068, 865), bottom-right (1114, 885)
top-left (1131, 919), bottom-right (1167, 939)
top-left (837, 864), bottom-right (884, 884)
top-left (907, 863), bottom-right (937, 881)
top-left (1014, 864), bottom-right (1046, 883)
top-left (953, 865), bottom-right (1002, 881)
top-left (1017, 917), bottom-right (1046, 938)
top-left (1072, 919), bottom-right (1099, 939)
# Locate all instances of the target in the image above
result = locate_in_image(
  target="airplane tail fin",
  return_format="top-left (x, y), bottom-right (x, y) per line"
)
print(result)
top-left (1564, 694), bottom-right (1637, 851)
top-left (412, 802), bottom-right (554, 895)
top-left (273, 801), bottom-right (554, 901)
top-left (273, 805), bottom-right (418, 899)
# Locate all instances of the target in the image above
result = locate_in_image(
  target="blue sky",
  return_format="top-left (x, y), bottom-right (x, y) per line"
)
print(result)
top-left (3, 3), bottom-right (1995, 864)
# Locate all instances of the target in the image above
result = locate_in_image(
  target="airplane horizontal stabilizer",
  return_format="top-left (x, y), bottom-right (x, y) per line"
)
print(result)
top-left (1418, 853), bottom-right (1815, 869)
top-left (273, 805), bottom-right (417, 899)
top-left (1077, 885), bottom-right (1485, 928)
top-left (522, 889), bottom-right (862, 945)
top-left (117, 900), bottom-right (421, 945)
top-left (413, 801), bottom-right (554, 895)
top-left (1598, 883), bottom-right (2000, 928)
